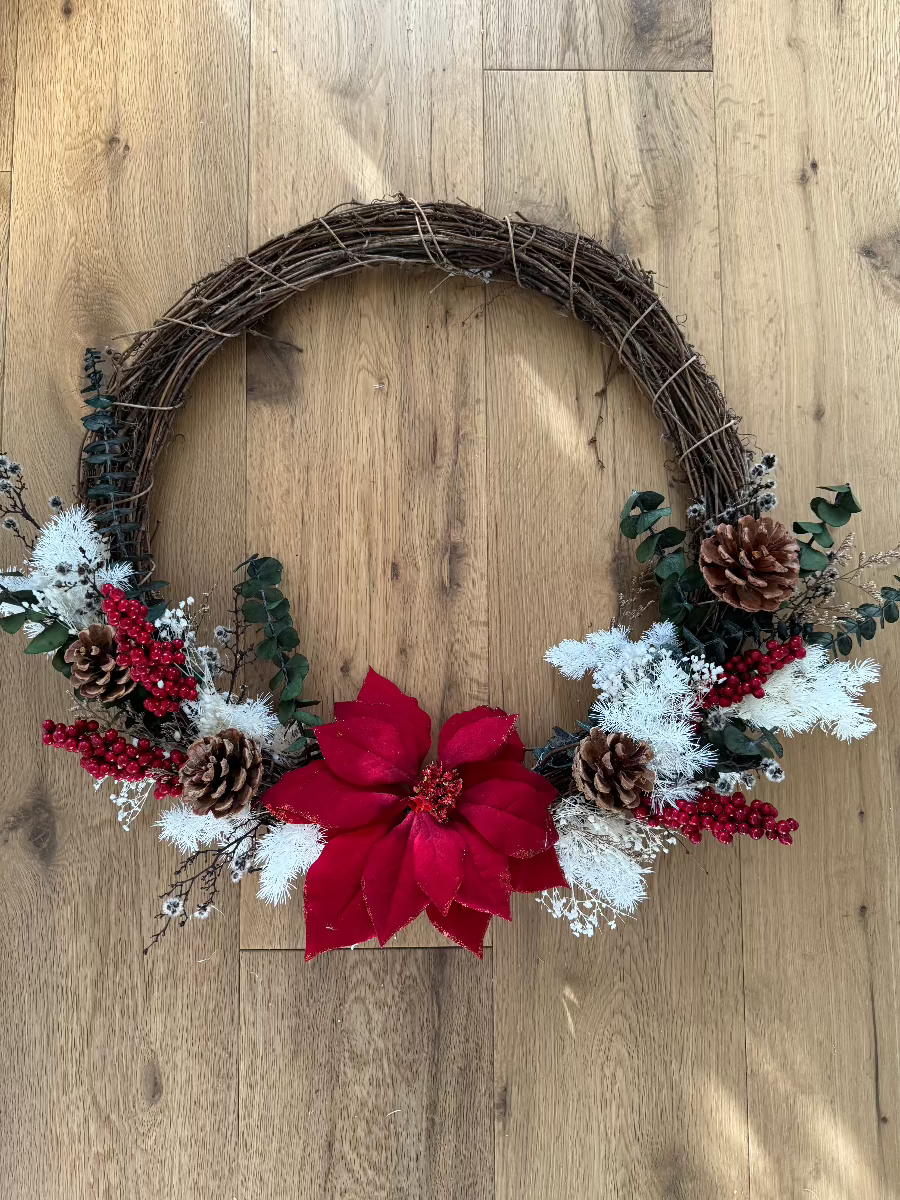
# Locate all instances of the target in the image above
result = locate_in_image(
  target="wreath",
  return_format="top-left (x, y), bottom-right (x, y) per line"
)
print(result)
top-left (1, 198), bottom-right (895, 955)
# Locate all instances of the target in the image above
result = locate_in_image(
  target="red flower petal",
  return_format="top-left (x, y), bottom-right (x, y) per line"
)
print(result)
top-left (454, 819), bottom-right (512, 918)
top-left (303, 824), bottom-right (387, 960)
top-left (509, 846), bottom-right (568, 893)
top-left (334, 669), bottom-right (432, 763)
top-left (437, 707), bottom-right (523, 769)
top-left (426, 902), bottom-right (491, 957)
top-left (362, 814), bottom-right (429, 944)
top-left (411, 814), bottom-right (465, 915)
top-left (317, 715), bottom-right (422, 787)
top-left (457, 761), bottom-right (558, 859)
top-left (262, 760), bottom-right (406, 829)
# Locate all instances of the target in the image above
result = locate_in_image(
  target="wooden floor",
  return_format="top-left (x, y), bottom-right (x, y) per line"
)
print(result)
top-left (1, 1), bottom-right (898, 1196)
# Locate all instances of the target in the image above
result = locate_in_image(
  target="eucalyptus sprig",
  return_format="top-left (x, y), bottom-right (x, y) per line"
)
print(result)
top-left (234, 555), bottom-right (321, 733)
top-left (793, 483), bottom-right (861, 575)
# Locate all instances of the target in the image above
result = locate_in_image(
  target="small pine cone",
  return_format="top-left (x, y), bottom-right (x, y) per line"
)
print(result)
top-left (700, 515), bottom-right (799, 613)
top-left (64, 623), bottom-right (135, 702)
top-left (180, 729), bottom-right (263, 817)
top-left (572, 728), bottom-right (656, 811)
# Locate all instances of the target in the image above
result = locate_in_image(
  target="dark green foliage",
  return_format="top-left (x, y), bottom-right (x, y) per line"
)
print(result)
top-left (234, 554), bottom-right (321, 739)
top-left (793, 483), bottom-right (861, 576)
top-left (81, 349), bottom-right (143, 565)
top-left (702, 717), bottom-right (783, 774)
top-left (805, 580), bottom-right (900, 658)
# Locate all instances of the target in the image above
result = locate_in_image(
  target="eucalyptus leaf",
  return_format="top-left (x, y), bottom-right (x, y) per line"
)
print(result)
top-left (24, 623), bottom-right (72, 654)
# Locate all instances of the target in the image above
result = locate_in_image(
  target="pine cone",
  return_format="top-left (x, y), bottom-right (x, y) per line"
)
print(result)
top-left (699, 515), bottom-right (800, 613)
top-left (572, 728), bottom-right (655, 811)
top-left (180, 729), bottom-right (263, 817)
top-left (64, 623), bottom-right (135, 702)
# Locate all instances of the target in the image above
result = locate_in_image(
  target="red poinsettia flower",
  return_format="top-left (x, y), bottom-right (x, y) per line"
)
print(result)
top-left (262, 669), bottom-right (566, 959)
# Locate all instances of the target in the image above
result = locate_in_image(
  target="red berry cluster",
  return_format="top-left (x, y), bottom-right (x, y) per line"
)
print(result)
top-left (632, 789), bottom-right (798, 846)
top-left (703, 635), bottom-right (807, 709)
top-left (101, 585), bottom-right (198, 717)
top-left (42, 718), bottom-right (187, 798)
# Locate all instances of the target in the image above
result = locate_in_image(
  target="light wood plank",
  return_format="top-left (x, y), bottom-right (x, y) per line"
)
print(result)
top-left (240, 948), bottom-right (493, 1199)
top-left (715, 3), bottom-right (900, 1196)
top-left (0, 4), bottom-right (249, 1197)
top-left (241, 0), bottom-right (485, 950)
top-left (486, 70), bottom-right (748, 1200)
top-left (485, 0), bottom-right (711, 71)
top-left (0, 0), bottom-right (16, 169)
top-left (0, 172), bottom-right (9, 403)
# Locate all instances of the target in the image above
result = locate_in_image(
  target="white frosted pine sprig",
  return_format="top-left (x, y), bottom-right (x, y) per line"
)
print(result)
top-left (731, 643), bottom-right (880, 742)
top-left (155, 802), bottom-right (238, 854)
top-left (590, 650), bottom-right (716, 808)
top-left (9, 504), bottom-right (134, 631)
top-left (539, 796), bottom-right (674, 936)
top-left (253, 821), bottom-right (324, 905)
top-left (545, 622), bottom-right (680, 695)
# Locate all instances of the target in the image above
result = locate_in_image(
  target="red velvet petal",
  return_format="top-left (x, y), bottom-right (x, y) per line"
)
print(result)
top-left (303, 825), bottom-right (387, 960)
top-left (362, 814), bottom-right (429, 944)
top-left (457, 763), bottom-right (557, 858)
top-left (262, 760), bottom-right (407, 829)
top-left (317, 715), bottom-right (422, 787)
top-left (453, 819), bottom-right (512, 919)
top-left (437, 707), bottom-right (522, 769)
top-left (334, 669), bottom-right (432, 763)
top-left (426, 902), bottom-right (491, 957)
top-left (411, 814), bottom-right (465, 915)
top-left (509, 846), bottom-right (568, 893)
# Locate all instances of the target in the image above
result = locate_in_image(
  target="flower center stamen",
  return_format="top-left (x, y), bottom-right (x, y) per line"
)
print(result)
top-left (410, 763), bottom-right (462, 823)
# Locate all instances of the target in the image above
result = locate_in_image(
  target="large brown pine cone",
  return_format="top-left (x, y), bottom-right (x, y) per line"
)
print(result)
top-left (180, 729), bottom-right (263, 817)
top-left (64, 624), bottom-right (135, 702)
top-left (699, 515), bottom-right (800, 613)
top-left (572, 728), bottom-right (656, 811)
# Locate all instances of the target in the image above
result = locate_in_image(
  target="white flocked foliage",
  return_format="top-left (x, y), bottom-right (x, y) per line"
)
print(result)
top-left (253, 822), bottom-right (325, 905)
top-left (731, 643), bottom-right (880, 741)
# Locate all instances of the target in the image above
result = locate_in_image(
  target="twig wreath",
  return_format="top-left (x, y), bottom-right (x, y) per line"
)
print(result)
top-left (1, 198), bottom-right (896, 954)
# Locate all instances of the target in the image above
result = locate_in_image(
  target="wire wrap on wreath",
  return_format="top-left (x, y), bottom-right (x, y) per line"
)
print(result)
top-left (78, 197), bottom-right (748, 573)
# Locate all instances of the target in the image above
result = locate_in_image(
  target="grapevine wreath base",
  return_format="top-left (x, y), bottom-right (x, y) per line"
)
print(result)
top-left (0, 198), bottom-right (895, 955)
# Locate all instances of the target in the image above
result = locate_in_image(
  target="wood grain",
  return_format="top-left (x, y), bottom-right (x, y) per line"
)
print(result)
top-left (485, 69), bottom-right (748, 1200)
top-left (0, 0), bottom-right (15, 169)
top-left (715, 3), bottom-right (900, 1196)
top-left (0, 4), bottom-right (249, 1196)
top-left (484, 0), bottom-right (711, 71)
top-left (241, 0), bottom-right (485, 950)
top-left (240, 949), bottom-right (493, 1200)
top-left (0, 171), bottom-right (8, 406)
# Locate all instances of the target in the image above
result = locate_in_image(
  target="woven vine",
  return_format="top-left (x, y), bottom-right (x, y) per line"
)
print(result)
top-left (78, 197), bottom-right (747, 570)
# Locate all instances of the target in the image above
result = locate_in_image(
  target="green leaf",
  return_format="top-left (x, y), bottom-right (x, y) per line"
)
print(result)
top-left (620, 508), bottom-right (671, 539)
top-left (295, 710), bottom-right (325, 727)
top-left (656, 527), bottom-right (686, 550)
top-left (620, 491), bottom-right (665, 520)
top-left (276, 628), bottom-right (301, 650)
top-left (248, 556), bottom-right (283, 585)
top-left (256, 637), bottom-right (279, 661)
top-left (0, 609), bottom-right (30, 634)
top-left (793, 519), bottom-right (833, 548)
top-left (51, 644), bottom-right (73, 675)
top-left (241, 599), bottom-right (267, 624)
top-left (654, 550), bottom-right (686, 583)
top-left (680, 563), bottom-right (705, 591)
top-left (277, 699), bottom-right (297, 725)
top-left (810, 497), bottom-right (851, 527)
top-left (24, 623), bottom-right (72, 654)
top-left (836, 632), bottom-right (854, 655)
top-left (799, 544), bottom-right (831, 573)
top-left (819, 483), bottom-right (862, 513)
top-left (635, 533), bottom-right (661, 563)
top-left (884, 601), bottom-right (899, 623)
top-left (858, 616), bottom-right (877, 640)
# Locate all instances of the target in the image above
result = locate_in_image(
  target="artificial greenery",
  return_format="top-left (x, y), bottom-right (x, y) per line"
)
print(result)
top-left (792, 483), bottom-right (861, 575)
top-left (234, 554), bottom-right (321, 734)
